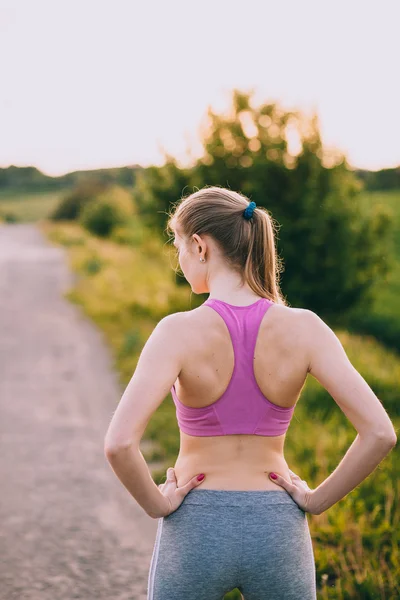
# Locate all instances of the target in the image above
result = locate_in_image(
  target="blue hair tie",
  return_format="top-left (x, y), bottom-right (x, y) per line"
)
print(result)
top-left (243, 201), bottom-right (257, 220)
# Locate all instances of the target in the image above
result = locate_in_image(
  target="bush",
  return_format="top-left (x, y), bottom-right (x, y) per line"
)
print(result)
top-left (82, 256), bottom-right (104, 275)
top-left (110, 220), bottom-right (148, 246)
top-left (1, 211), bottom-right (19, 223)
top-left (79, 185), bottom-right (134, 237)
top-left (51, 180), bottom-right (111, 221)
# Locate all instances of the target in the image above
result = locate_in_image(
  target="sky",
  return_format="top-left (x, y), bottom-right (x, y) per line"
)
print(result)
top-left (0, 0), bottom-right (399, 177)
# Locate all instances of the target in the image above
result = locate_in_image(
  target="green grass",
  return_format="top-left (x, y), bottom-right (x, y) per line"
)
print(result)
top-left (362, 190), bottom-right (400, 310)
top-left (341, 189), bottom-right (400, 353)
top-left (41, 218), bottom-right (400, 599)
top-left (0, 188), bottom-right (65, 221)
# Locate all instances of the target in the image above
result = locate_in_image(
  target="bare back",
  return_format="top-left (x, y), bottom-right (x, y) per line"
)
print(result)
top-left (173, 302), bottom-right (310, 491)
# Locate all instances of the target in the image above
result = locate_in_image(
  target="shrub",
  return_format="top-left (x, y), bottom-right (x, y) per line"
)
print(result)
top-left (2, 212), bottom-right (19, 223)
top-left (110, 220), bottom-right (148, 246)
top-left (50, 180), bottom-right (111, 221)
top-left (82, 256), bottom-right (104, 275)
top-left (79, 185), bottom-right (134, 237)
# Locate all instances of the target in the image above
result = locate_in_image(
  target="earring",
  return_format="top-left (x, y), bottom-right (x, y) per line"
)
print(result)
top-left (200, 257), bottom-right (206, 262)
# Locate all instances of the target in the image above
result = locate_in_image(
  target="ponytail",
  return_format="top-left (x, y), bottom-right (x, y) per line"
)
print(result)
top-left (244, 208), bottom-right (286, 304)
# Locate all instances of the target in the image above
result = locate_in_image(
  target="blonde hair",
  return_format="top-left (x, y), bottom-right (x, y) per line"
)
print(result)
top-left (167, 185), bottom-right (287, 305)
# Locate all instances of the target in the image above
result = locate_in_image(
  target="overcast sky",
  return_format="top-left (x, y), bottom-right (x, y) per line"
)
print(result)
top-left (0, 0), bottom-right (399, 176)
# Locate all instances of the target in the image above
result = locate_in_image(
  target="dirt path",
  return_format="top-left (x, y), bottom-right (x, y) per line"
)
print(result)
top-left (0, 224), bottom-right (158, 600)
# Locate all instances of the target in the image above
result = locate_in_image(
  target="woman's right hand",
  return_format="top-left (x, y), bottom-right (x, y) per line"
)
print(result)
top-left (157, 467), bottom-right (206, 517)
top-left (268, 468), bottom-right (321, 514)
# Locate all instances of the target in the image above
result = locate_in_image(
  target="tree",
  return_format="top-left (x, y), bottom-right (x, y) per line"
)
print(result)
top-left (134, 89), bottom-right (393, 317)
top-left (132, 155), bottom-right (192, 232)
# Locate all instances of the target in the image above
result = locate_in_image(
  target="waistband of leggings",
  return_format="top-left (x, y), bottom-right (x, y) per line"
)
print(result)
top-left (182, 488), bottom-right (298, 507)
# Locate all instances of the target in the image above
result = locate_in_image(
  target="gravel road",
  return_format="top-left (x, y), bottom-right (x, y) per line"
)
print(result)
top-left (0, 224), bottom-right (158, 600)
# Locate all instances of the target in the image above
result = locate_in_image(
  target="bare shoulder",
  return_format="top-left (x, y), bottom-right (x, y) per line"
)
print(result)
top-left (155, 310), bottom-right (190, 338)
top-left (155, 308), bottom-right (200, 349)
top-left (291, 307), bottom-right (343, 364)
top-left (265, 304), bottom-right (331, 363)
top-left (272, 303), bottom-right (327, 329)
top-left (266, 302), bottom-right (312, 334)
top-left (278, 305), bottom-right (338, 359)
top-left (157, 303), bottom-right (217, 331)
top-left (268, 302), bottom-right (306, 320)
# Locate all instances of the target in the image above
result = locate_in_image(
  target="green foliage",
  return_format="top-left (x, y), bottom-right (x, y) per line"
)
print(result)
top-left (110, 219), bottom-right (148, 246)
top-left (44, 224), bottom-right (87, 247)
top-left (339, 189), bottom-right (400, 354)
top-left (223, 589), bottom-right (242, 600)
top-left (135, 89), bottom-right (393, 319)
top-left (0, 165), bottom-right (54, 190)
top-left (0, 164), bottom-right (143, 193)
top-left (79, 185), bottom-right (135, 237)
top-left (355, 166), bottom-right (400, 191)
top-left (51, 180), bottom-right (111, 221)
top-left (1, 211), bottom-right (19, 223)
top-left (118, 330), bottom-right (142, 359)
top-left (132, 158), bottom-right (192, 231)
top-left (82, 256), bottom-right (104, 275)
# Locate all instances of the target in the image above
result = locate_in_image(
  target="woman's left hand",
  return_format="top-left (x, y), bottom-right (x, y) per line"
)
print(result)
top-left (268, 468), bottom-right (319, 514)
top-left (156, 467), bottom-right (206, 518)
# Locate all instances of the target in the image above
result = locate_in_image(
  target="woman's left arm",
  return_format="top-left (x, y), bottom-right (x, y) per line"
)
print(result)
top-left (104, 313), bottom-right (185, 519)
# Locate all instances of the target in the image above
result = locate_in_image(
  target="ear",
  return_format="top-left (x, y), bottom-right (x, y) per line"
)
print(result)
top-left (192, 233), bottom-right (207, 256)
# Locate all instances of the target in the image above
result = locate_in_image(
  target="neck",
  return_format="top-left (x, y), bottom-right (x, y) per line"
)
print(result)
top-left (207, 271), bottom-right (259, 304)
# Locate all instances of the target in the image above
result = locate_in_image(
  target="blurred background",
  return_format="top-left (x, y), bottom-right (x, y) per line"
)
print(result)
top-left (0, 1), bottom-right (399, 599)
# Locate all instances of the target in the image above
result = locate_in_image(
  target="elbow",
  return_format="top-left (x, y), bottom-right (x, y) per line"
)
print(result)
top-left (104, 443), bottom-right (119, 460)
top-left (104, 437), bottom-right (136, 459)
top-left (385, 431), bottom-right (397, 448)
top-left (370, 429), bottom-right (397, 449)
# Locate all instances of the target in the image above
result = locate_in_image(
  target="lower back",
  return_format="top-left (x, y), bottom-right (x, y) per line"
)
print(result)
top-left (173, 431), bottom-right (292, 491)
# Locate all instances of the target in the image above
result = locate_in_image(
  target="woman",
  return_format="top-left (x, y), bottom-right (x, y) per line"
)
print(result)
top-left (104, 186), bottom-right (397, 600)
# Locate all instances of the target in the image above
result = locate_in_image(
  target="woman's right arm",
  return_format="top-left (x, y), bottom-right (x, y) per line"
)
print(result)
top-left (302, 310), bottom-right (397, 515)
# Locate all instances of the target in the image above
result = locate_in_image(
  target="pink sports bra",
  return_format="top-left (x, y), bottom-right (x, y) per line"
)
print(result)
top-left (171, 297), bottom-right (295, 437)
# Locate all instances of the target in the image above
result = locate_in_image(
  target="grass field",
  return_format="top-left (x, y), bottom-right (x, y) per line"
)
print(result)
top-left (0, 188), bottom-right (65, 222)
top-left (359, 189), bottom-right (400, 316)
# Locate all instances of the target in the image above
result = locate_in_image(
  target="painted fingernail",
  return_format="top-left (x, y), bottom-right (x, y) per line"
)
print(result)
top-left (197, 473), bottom-right (205, 481)
top-left (270, 472), bottom-right (278, 480)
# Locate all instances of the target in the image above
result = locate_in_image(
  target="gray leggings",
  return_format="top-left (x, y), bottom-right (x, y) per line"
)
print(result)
top-left (147, 488), bottom-right (317, 599)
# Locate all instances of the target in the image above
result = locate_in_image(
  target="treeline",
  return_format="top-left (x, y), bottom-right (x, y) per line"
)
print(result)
top-left (2, 159), bottom-right (399, 195)
top-left (0, 164), bottom-right (143, 192)
top-left (354, 166), bottom-right (400, 191)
